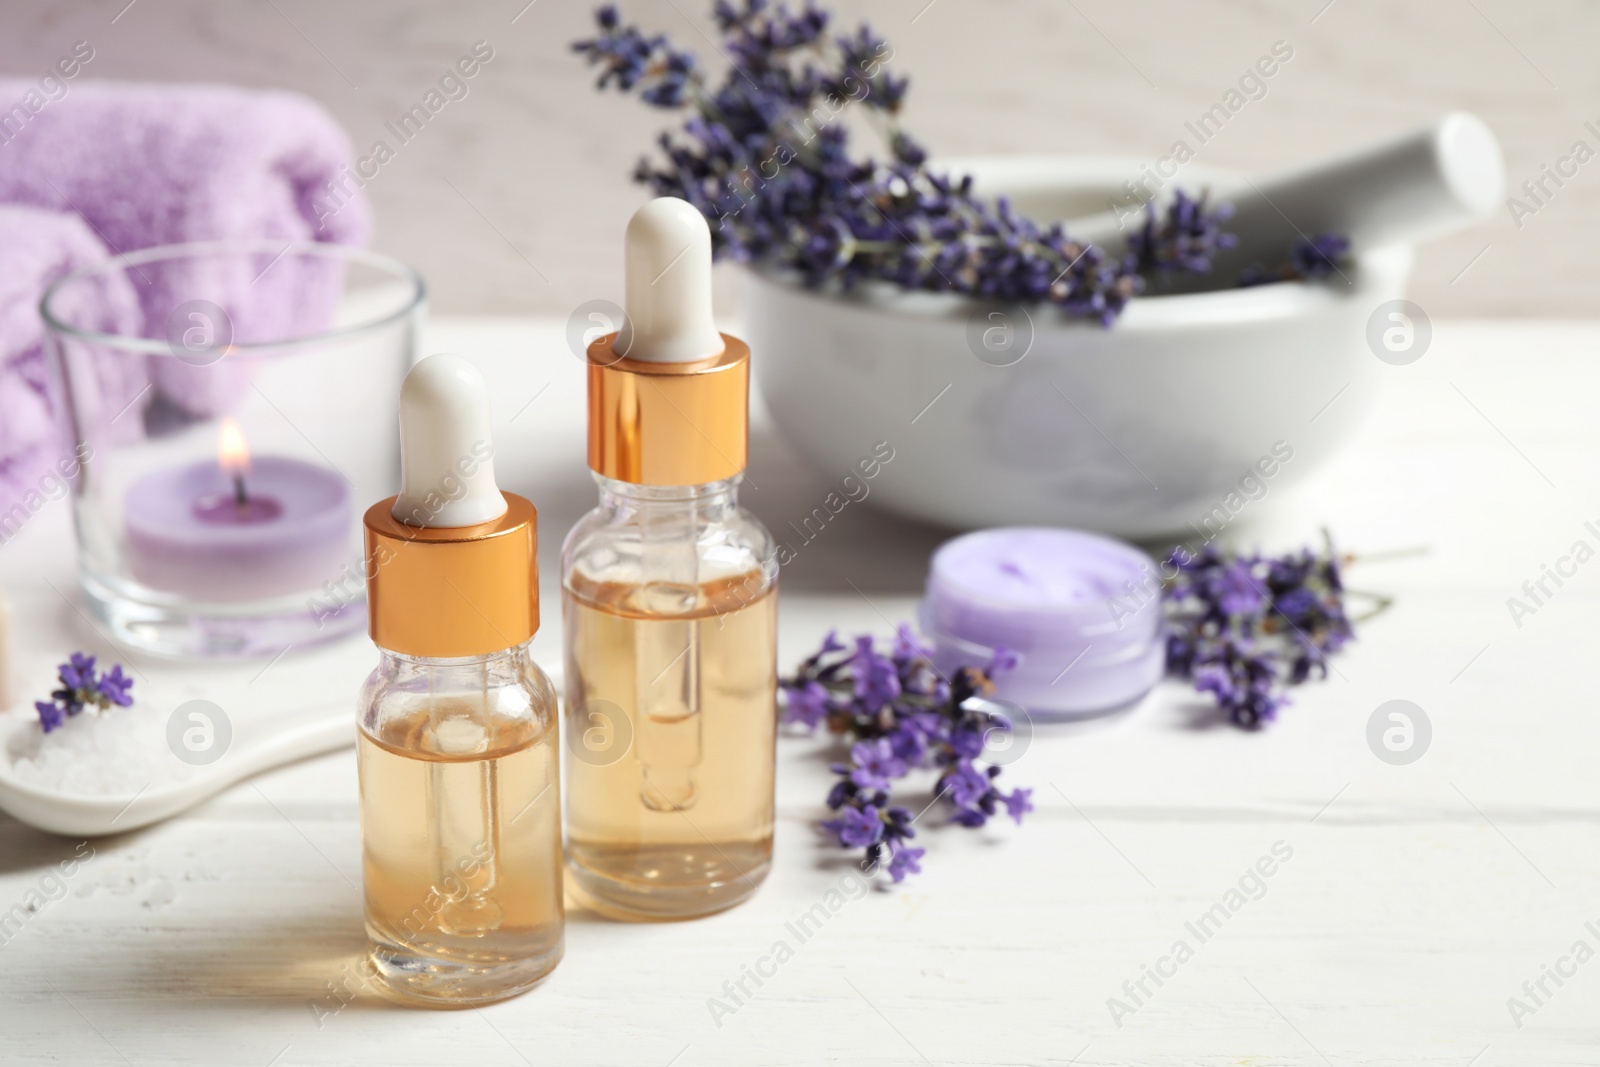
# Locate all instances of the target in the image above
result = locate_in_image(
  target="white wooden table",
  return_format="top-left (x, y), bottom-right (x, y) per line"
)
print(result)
top-left (2, 317), bottom-right (1597, 1066)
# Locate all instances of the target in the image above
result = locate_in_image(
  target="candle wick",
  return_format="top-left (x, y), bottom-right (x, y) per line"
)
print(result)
top-left (233, 474), bottom-right (249, 509)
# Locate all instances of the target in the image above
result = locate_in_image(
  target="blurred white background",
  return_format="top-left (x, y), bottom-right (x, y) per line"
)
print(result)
top-left (2, 0), bottom-right (1592, 318)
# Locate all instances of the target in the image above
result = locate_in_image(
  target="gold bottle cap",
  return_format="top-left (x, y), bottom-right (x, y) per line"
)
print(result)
top-left (586, 331), bottom-right (749, 486)
top-left (364, 353), bottom-right (538, 658)
top-left (364, 493), bottom-right (539, 658)
top-left (587, 198), bottom-right (750, 486)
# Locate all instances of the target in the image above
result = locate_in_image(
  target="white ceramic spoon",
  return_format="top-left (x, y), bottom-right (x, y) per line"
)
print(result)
top-left (0, 701), bottom-right (351, 837)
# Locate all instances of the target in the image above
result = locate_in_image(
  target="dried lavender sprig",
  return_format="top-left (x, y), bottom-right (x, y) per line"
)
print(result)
top-left (34, 651), bottom-right (135, 733)
top-left (1129, 189), bottom-right (1239, 275)
top-left (781, 625), bottom-right (1032, 881)
top-left (575, 3), bottom-right (1245, 326)
top-left (1237, 232), bottom-right (1352, 287)
top-left (1163, 536), bottom-right (1354, 728)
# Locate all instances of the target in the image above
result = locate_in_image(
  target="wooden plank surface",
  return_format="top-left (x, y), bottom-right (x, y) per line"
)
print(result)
top-left (2, 317), bottom-right (1597, 1065)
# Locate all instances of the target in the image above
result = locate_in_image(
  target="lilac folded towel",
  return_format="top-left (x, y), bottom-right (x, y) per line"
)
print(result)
top-left (0, 81), bottom-right (371, 416)
top-left (0, 80), bottom-right (369, 267)
top-left (0, 205), bottom-right (141, 521)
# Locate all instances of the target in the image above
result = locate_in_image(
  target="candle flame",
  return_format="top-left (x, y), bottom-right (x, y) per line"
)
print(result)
top-left (216, 418), bottom-right (251, 477)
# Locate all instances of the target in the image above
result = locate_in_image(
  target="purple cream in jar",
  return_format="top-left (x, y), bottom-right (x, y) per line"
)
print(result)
top-left (921, 527), bottom-right (1164, 720)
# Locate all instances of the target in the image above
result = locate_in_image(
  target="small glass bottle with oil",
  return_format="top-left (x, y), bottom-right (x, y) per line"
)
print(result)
top-left (358, 353), bottom-right (562, 1005)
top-left (562, 198), bottom-right (778, 919)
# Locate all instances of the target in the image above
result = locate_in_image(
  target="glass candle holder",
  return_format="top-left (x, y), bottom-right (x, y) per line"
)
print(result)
top-left (42, 240), bottom-right (425, 659)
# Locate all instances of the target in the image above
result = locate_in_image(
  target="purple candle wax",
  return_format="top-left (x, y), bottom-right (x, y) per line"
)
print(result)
top-left (124, 455), bottom-right (352, 602)
top-left (922, 527), bottom-right (1163, 720)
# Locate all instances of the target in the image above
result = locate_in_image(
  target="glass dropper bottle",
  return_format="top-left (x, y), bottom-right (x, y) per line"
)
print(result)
top-left (357, 353), bottom-right (563, 1004)
top-left (562, 197), bottom-right (779, 920)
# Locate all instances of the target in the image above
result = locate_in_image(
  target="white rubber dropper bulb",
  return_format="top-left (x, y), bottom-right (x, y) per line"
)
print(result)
top-left (392, 353), bottom-right (508, 528)
top-left (616, 197), bottom-right (726, 363)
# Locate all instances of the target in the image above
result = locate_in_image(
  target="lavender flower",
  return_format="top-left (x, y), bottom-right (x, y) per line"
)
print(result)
top-left (941, 759), bottom-right (990, 808)
top-left (850, 635), bottom-right (902, 712)
top-left (1001, 787), bottom-right (1034, 825)
top-left (1163, 536), bottom-right (1353, 728)
top-left (886, 721), bottom-right (928, 762)
top-left (97, 664), bottom-right (135, 707)
top-left (1129, 190), bottom-right (1238, 275)
top-left (34, 651), bottom-right (137, 733)
top-left (1214, 559), bottom-right (1266, 618)
top-left (821, 804), bottom-right (884, 849)
top-left (849, 738), bottom-right (908, 790)
top-left (1291, 233), bottom-right (1351, 278)
top-left (574, 3), bottom-right (1278, 326)
top-left (948, 727), bottom-right (984, 760)
top-left (887, 846), bottom-right (925, 883)
top-left (782, 625), bottom-right (1028, 881)
top-left (787, 680), bottom-right (831, 729)
top-left (572, 5), bottom-right (699, 104)
top-left (1192, 640), bottom-right (1284, 728)
top-left (59, 651), bottom-right (96, 693)
top-left (33, 700), bottom-right (65, 733)
top-left (1238, 232), bottom-right (1352, 287)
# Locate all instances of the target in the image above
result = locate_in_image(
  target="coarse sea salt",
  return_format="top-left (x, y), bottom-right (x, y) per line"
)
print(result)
top-left (5, 706), bottom-right (195, 796)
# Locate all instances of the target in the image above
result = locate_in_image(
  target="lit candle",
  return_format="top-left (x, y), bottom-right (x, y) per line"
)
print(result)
top-left (922, 527), bottom-right (1164, 720)
top-left (123, 419), bottom-right (352, 601)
